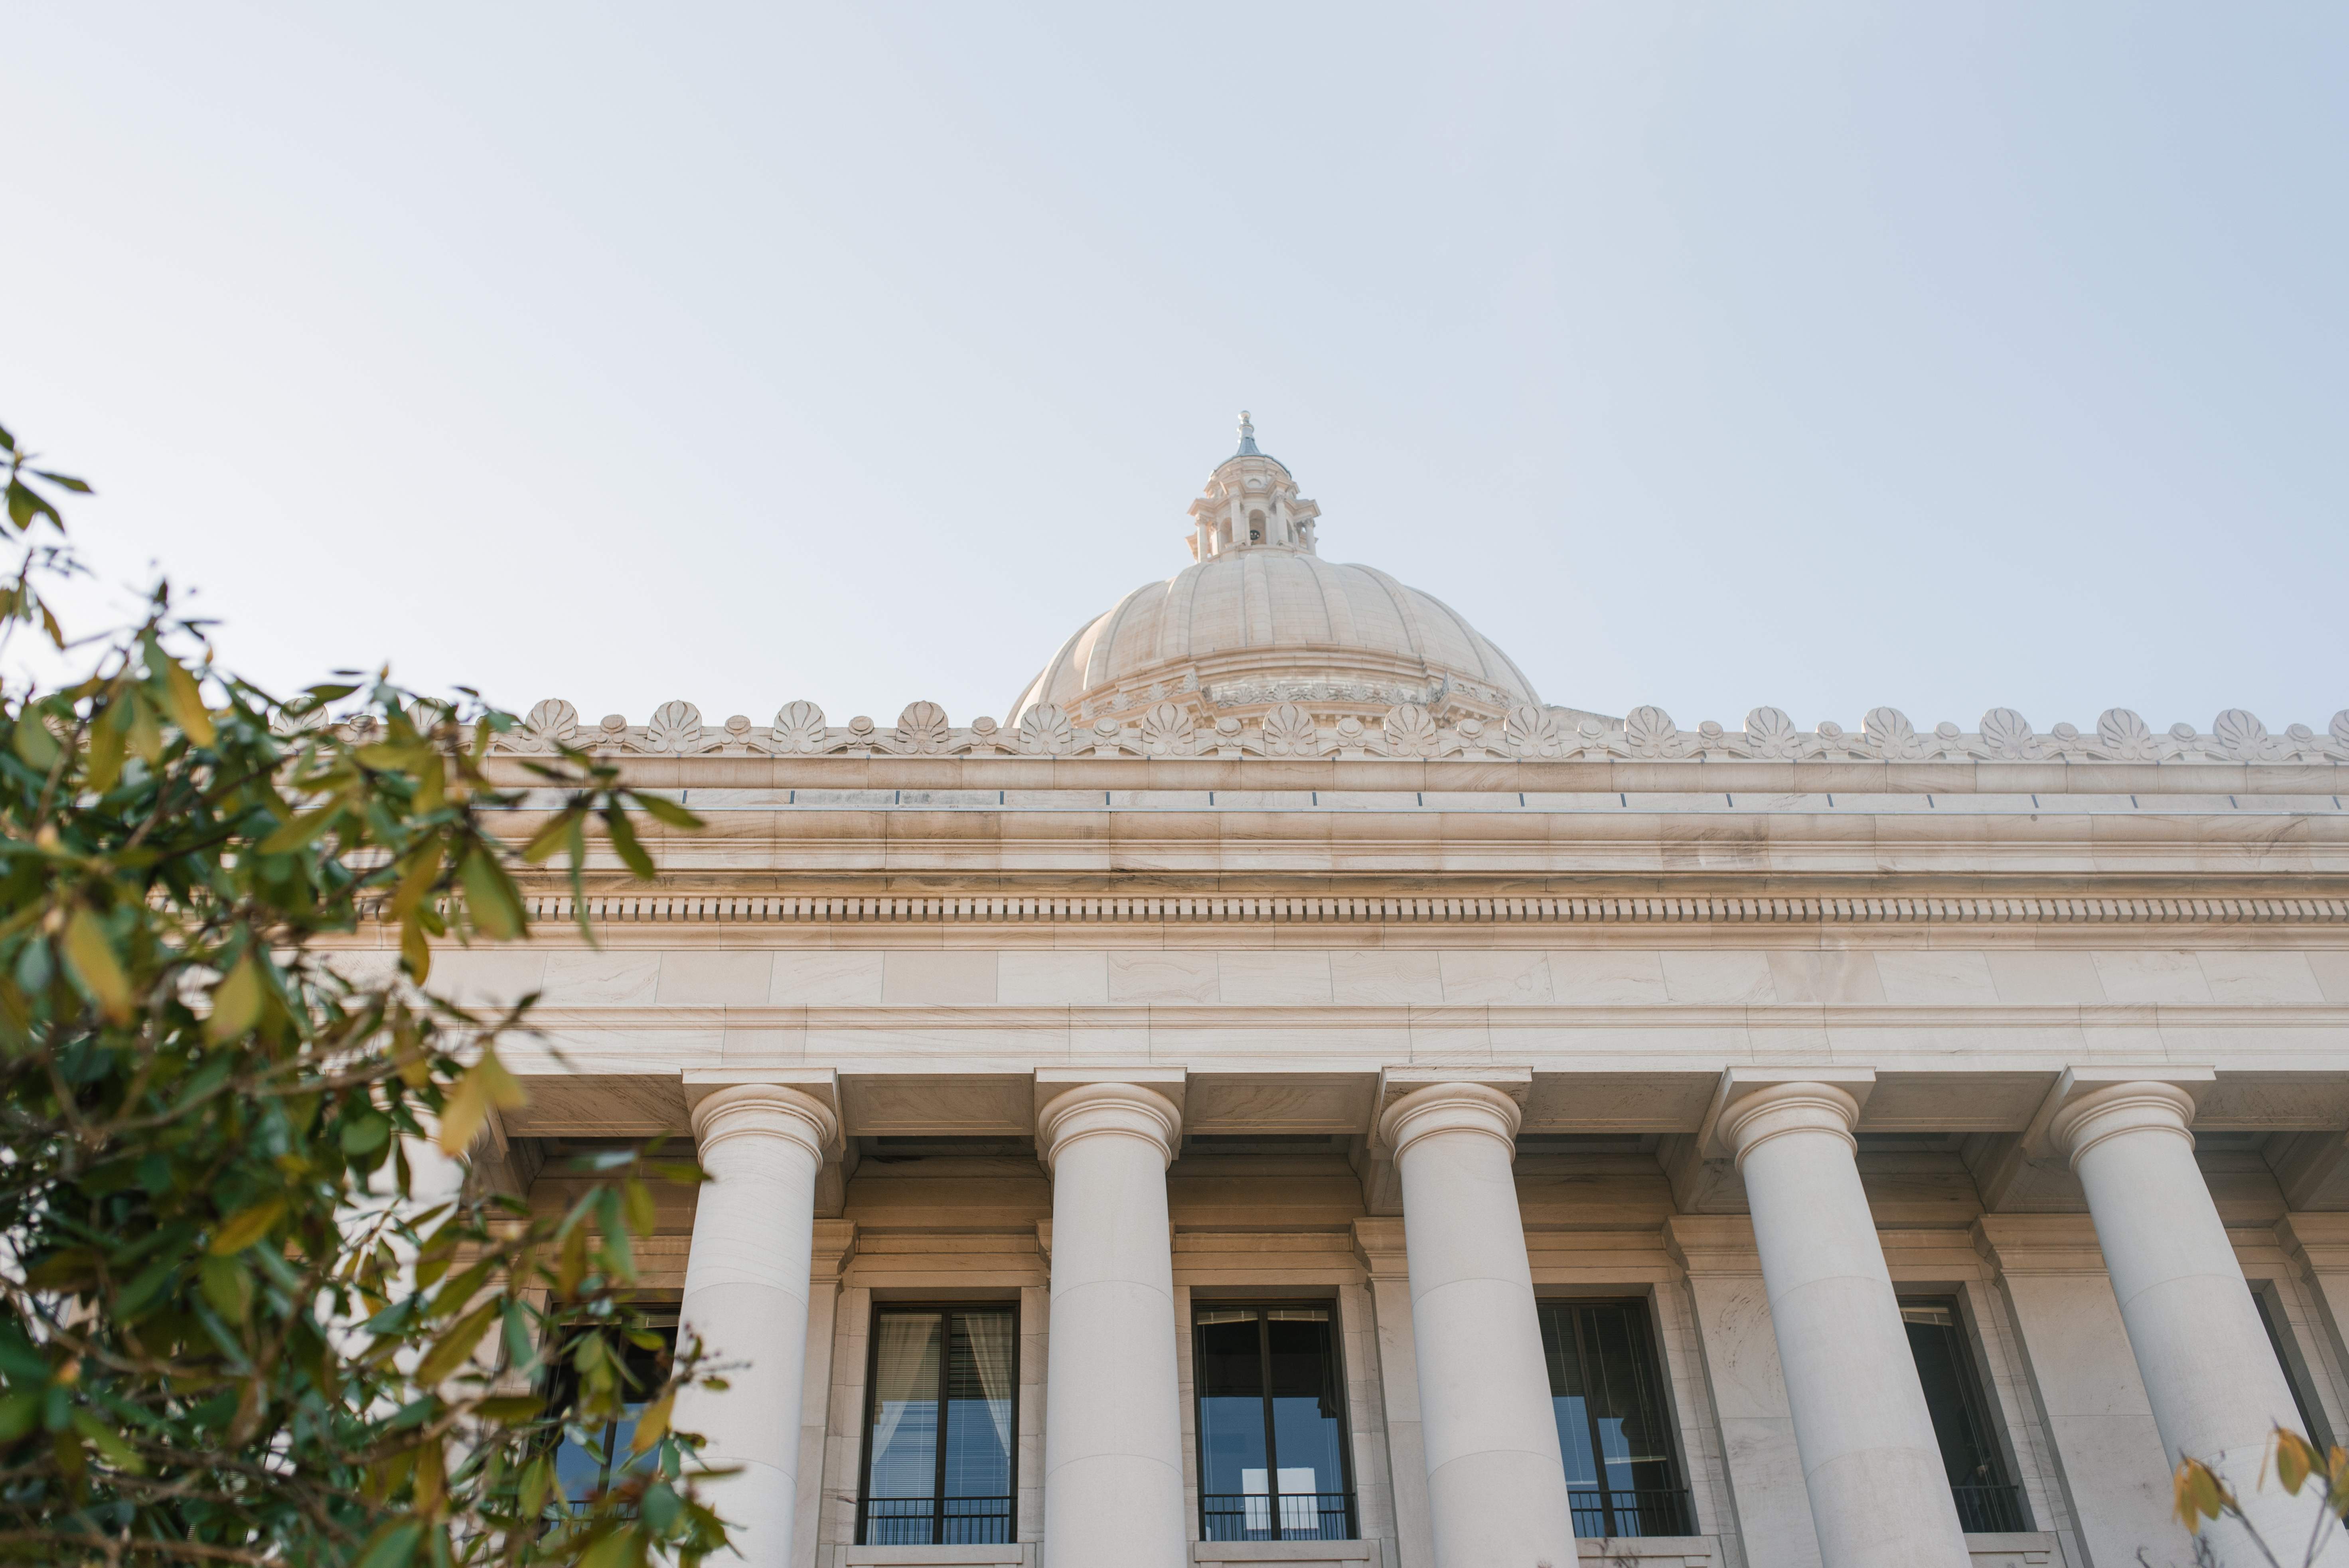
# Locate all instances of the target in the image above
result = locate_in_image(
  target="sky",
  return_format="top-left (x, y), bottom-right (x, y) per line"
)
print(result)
top-left (3, 4), bottom-right (2344, 738)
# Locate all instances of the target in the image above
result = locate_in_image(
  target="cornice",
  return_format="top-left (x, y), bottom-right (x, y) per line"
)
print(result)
top-left (504, 1000), bottom-right (2349, 1032)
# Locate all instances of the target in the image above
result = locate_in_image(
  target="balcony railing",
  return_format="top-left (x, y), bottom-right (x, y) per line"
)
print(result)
top-left (1950, 1482), bottom-right (2027, 1533)
top-left (1569, 1487), bottom-right (1696, 1538)
top-left (1199, 1491), bottom-right (1357, 1542)
top-left (857, 1495), bottom-right (1013, 1545)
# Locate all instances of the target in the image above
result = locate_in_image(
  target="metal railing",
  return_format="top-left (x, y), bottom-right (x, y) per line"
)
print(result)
top-left (1199, 1491), bottom-right (1356, 1542)
top-left (1950, 1482), bottom-right (2027, 1533)
top-left (857, 1495), bottom-right (1013, 1545)
top-left (1568, 1487), bottom-right (1696, 1538)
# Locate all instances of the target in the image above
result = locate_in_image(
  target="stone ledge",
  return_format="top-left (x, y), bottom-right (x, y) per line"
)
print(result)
top-left (1191, 1544), bottom-right (1377, 1566)
top-left (835, 1545), bottom-right (1031, 1567)
top-left (1964, 1532), bottom-right (2059, 1566)
top-left (1573, 1538), bottom-right (1720, 1565)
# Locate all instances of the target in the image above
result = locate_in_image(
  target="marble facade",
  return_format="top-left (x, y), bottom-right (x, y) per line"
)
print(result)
top-left (420, 427), bottom-right (2349, 1568)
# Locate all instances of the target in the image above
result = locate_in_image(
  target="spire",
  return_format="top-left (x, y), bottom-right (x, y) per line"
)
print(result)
top-left (1233, 410), bottom-right (1260, 457)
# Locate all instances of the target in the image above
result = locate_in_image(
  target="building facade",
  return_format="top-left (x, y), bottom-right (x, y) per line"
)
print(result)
top-left (448, 423), bottom-right (2349, 1568)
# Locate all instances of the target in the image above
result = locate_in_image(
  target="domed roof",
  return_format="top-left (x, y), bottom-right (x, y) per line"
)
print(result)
top-left (1010, 416), bottom-right (1541, 725)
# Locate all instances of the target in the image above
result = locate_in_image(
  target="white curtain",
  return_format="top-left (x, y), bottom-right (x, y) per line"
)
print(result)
top-left (867, 1312), bottom-right (943, 1492)
top-left (962, 1310), bottom-right (1016, 1461)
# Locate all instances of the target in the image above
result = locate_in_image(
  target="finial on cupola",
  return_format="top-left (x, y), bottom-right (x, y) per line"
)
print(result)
top-left (1234, 410), bottom-right (1260, 457)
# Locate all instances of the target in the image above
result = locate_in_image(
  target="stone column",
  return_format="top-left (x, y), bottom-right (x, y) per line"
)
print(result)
top-left (1377, 1081), bottom-right (1576, 1566)
top-left (1719, 1081), bottom-right (1969, 1568)
top-left (2051, 1079), bottom-right (2335, 1559)
top-left (674, 1083), bottom-right (836, 1568)
top-left (1038, 1080), bottom-right (1188, 1568)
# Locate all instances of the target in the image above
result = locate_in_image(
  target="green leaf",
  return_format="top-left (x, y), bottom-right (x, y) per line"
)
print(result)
top-left (29, 470), bottom-right (91, 493)
top-left (198, 1256), bottom-right (253, 1321)
top-left (209, 1198), bottom-right (286, 1256)
top-left (603, 806), bottom-right (656, 880)
top-left (62, 909), bottom-right (132, 1024)
top-left (259, 801), bottom-right (341, 856)
top-left (69, 1408), bottom-right (146, 1473)
top-left (10, 714), bottom-right (59, 772)
top-left (84, 702), bottom-right (124, 793)
top-left (352, 1519), bottom-right (424, 1568)
top-left (0, 1391), bottom-right (38, 1442)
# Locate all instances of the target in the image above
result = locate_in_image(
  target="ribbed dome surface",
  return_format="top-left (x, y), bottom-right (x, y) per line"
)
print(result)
top-left (1010, 547), bottom-right (1541, 720)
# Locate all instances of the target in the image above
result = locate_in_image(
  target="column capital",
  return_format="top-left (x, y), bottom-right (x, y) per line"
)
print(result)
top-left (1716, 1080), bottom-right (1863, 1171)
top-left (2047, 1079), bottom-right (2198, 1170)
top-left (1035, 1079), bottom-right (1184, 1172)
top-left (1696, 1066), bottom-right (1874, 1162)
top-left (687, 1081), bottom-right (839, 1161)
top-left (1376, 1079), bottom-right (1523, 1163)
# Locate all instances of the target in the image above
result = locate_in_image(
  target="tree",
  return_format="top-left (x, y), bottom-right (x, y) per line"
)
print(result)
top-left (0, 424), bottom-right (727, 1566)
top-left (2160, 1429), bottom-right (2349, 1568)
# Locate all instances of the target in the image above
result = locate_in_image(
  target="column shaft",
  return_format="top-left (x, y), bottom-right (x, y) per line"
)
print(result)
top-left (1040, 1082), bottom-right (1187, 1568)
top-left (2057, 1082), bottom-right (2337, 1562)
top-left (674, 1084), bottom-right (835, 1568)
top-left (1726, 1083), bottom-right (1970, 1568)
top-left (1380, 1082), bottom-right (1576, 1566)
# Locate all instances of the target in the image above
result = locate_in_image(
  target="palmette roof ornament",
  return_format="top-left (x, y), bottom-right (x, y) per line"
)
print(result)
top-left (486, 698), bottom-right (2349, 766)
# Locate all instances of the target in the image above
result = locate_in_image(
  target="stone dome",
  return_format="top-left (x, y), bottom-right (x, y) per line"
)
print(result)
top-left (1009, 416), bottom-right (1542, 726)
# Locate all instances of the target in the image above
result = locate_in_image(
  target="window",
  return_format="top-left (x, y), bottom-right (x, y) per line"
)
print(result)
top-left (857, 1305), bottom-right (1017, 1545)
top-left (1901, 1299), bottom-right (2027, 1531)
top-left (548, 1316), bottom-right (675, 1511)
top-left (1537, 1301), bottom-right (1693, 1537)
top-left (1193, 1305), bottom-right (1356, 1541)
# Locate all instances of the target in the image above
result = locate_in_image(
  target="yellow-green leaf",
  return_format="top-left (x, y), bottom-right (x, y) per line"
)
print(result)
top-left (85, 702), bottom-right (125, 793)
top-left (2276, 1427), bottom-right (2316, 1495)
top-left (621, 1177), bottom-right (655, 1237)
top-left (63, 909), bottom-right (132, 1024)
top-left (458, 847), bottom-right (527, 942)
top-left (399, 915), bottom-right (432, 984)
top-left (209, 1198), bottom-right (286, 1256)
top-left (628, 1389), bottom-right (674, 1454)
top-left (436, 1045), bottom-right (527, 1155)
top-left (414, 1297), bottom-right (502, 1387)
top-left (521, 807), bottom-right (581, 865)
top-left (389, 842), bottom-right (444, 917)
top-left (163, 662), bottom-right (216, 747)
top-left (206, 953), bottom-right (265, 1045)
top-left (632, 793), bottom-right (703, 830)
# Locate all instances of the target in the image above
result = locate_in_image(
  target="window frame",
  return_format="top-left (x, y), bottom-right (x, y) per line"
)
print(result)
top-left (1534, 1294), bottom-right (1694, 1538)
top-left (852, 1299), bottom-right (1021, 1547)
top-left (1189, 1297), bottom-right (1359, 1543)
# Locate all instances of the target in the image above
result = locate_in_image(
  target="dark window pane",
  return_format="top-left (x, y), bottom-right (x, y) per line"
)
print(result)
top-left (1538, 1305), bottom-right (1599, 1486)
top-left (1580, 1306), bottom-right (1676, 1494)
top-left (1266, 1312), bottom-right (1347, 1528)
top-left (1196, 1311), bottom-right (1269, 1500)
top-left (1900, 1303), bottom-right (2000, 1487)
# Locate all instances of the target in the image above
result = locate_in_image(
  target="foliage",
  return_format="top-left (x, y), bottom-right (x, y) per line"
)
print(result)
top-left (2162, 1426), bottom-right (2349, 1568)
top-left (0, 424), bottom-right (724, 1566)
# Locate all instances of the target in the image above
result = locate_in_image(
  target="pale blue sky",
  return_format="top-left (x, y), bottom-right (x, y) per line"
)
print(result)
top-left (4, 5), bottom-right (2343, 735)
